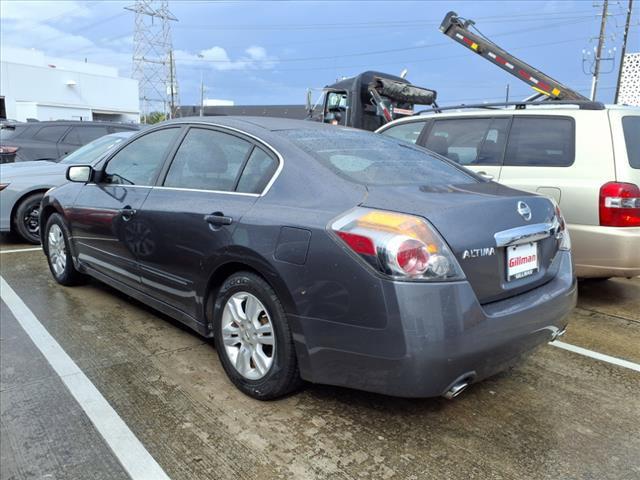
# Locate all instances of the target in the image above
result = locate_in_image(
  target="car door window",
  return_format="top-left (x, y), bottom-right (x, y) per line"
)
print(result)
top-left (504, 117), bottom-right (574, 167)
top-left (33, 126), bottom-right (69, 142)
top-left (237, 147), bottom-right (279, 193)
top-left (380, 121), bottom-right (427, 144)
top-left (63, 126), bottom-right (109, 146)
top-left (104, 128), bottom-right (179, 185)
top-left (425, 118), bottom-right (506, 166)
top-left (164, 128), bottom-right (252, 191)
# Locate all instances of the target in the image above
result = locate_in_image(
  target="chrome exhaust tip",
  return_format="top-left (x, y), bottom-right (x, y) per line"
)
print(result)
top-left (443, 380), bottom-right (470, 400)
top-left (550, 327), bottom-right (567, 342)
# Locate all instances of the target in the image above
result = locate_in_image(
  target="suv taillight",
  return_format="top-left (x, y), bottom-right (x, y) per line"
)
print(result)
top-left (599, 182), bottom-right (640, 227)
top-left (0, 145), bottom-right (18, 154)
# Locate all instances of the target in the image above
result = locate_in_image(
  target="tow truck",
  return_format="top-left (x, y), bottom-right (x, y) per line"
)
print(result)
top-left (309, 70), bottom-right (438, 131)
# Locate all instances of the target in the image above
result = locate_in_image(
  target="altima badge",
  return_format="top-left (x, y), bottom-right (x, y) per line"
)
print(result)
top-left (517, 201), bottom-right (532, 221)
top-left (462, 247), bottom-right (496, 259)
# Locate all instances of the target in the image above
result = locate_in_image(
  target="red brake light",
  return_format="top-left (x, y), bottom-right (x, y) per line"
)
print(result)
top-left (0, 145), bottom-right (18, 154)
top-left (336, 231), bottom-right (376, 256)
top-left (599, 182), bottom-right (640, 227)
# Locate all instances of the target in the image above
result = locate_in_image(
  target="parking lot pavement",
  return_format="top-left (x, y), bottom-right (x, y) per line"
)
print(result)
top-left (1, 237), bottom-right (639, 480)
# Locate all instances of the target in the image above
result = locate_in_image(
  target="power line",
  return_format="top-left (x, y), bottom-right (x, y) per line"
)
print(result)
top-left (180, 17), bottom-right (595, 67)
top-left (173, 10), bottom-right (614, 31)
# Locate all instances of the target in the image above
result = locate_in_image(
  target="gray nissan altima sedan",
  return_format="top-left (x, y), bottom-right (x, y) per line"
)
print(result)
top-left (40, 117), bottom-right (576, 400)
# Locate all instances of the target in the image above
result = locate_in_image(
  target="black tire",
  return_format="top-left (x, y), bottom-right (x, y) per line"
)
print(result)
top-left (44, 213), bottom-right (86, 286)
top-left (13, 192), bottom-right (44, 244)
top-left (213, 271), bottom-right (303, 400)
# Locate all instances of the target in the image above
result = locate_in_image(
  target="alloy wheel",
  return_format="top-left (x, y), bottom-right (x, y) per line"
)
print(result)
top-left (48, 224), bottom-right (66, 277)
top-left (23, 205), bottom-right (40, 235)
top-left (221, 292), bottom-right (275, 380)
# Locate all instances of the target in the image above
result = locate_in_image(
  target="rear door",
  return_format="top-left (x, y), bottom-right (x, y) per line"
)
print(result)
top-left (58, 125), bottom-right (110, 157)
top-left (24, 125), bottom-right (70, 161)
top-left (420, 116), bottom-right (509, 180)
top-left (496, 114), bottom-right (616, 229)
top-left (134, 126), bottom-right (279, 318)
top-left (68, 127), bottom-right (182, 289)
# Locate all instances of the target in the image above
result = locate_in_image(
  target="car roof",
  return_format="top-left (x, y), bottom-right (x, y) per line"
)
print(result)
top-left (165, 116), bottom-right (341, 133)
top-left (10, 120), bottom-right (138, 128)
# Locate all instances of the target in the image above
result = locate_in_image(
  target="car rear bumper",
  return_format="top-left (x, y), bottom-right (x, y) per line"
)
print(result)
top-left (289, 250), bottom-right (576, 398)
top-left (569, 224), bottom-right (640, 278)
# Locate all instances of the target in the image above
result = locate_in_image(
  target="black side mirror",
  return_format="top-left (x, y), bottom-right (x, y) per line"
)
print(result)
top-left (66, 165), bottom-right (93, 183)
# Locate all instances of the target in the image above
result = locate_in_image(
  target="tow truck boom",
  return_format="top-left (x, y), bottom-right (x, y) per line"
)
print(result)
top-left (440, 11), bottom-right (589, 101)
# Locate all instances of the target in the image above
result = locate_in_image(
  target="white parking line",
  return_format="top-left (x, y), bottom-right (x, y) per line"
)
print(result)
top-left (551, 340), bottom-right (640, 373)
top-left (0, 247), bottom-right (42, 254)
top-left (0, 276), bottom-right (172, 480)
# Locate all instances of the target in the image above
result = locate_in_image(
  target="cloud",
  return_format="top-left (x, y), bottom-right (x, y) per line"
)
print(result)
top-left (1, 1), bottom-right (132, 75)
top-left (175, 45), bottom-right (277, 71)
top-left (0, 0), bottom-right (91, 22)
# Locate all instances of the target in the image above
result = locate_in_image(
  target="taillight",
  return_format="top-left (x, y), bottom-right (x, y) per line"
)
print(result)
top-left (550, 199), bottom-right (571, 251)
top-left (599, 182), bottom-right (640, 227)
top-left (330, 208), bottom-right (464, 281)
top-left (0, 145), bottom-right (18, 154)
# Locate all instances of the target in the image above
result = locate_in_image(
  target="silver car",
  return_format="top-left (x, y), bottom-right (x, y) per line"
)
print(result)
top-left (0, 131), bottom-right (134, 243)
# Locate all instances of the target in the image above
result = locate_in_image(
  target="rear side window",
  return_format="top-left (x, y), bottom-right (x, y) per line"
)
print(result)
top-left (504, 117), bottom-right (574, 167)
top-left (63, 126), bottom-right (109, 146)
top-left (380, 121), bottom-right (427, 144)
top-left (237, 147), bottom-right (278, 193)
top-left (33, 126), bottom-right (69, 142)
top-left (425, 118), bottom-right (509, 166)
top-left (622, 116), bottom-right (639, 169)
top-left (282, 128), bottom-right (476, 187)
top-left (164, 128), bottom-right (252, 192)
top-left (105, 128), bottom-right (179, 185)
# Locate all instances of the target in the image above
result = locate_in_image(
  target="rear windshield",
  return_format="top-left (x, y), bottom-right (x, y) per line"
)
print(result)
top-left (622, 116), bottom-right (639, 169)
top-left (281, 128), bottom-right (476, 186)
top-left (0, 125), bottom-right (26, 141)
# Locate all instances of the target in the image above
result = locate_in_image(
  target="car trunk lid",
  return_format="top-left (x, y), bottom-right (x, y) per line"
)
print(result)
top-left (362, 181), bottom-right (562, 303)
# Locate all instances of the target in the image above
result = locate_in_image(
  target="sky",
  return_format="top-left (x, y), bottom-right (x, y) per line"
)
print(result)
top-left (1, 0), bottom-right (638, 107)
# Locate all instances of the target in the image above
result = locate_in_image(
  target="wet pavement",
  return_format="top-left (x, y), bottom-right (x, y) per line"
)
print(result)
top-left (1, 235), bottom-right (639, 480)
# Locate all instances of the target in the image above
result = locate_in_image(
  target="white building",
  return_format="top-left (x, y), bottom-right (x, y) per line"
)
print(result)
top-left (0, 47), bottom-right (139, 123)
top-left (203, 98), bottom-right (234, 107)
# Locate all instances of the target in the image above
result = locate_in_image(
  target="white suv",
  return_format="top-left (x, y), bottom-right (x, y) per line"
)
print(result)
top-left (377, 103), bottom-right (640, 278)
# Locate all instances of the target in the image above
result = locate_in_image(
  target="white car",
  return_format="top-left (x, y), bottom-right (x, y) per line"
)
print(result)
top-left (377, 102), bottom-right (640, 279)
top-left (0, 131), bottom-right (135, 243)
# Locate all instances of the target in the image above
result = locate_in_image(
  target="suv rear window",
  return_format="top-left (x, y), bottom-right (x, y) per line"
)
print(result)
top-left (622, 116), bottom-right (639, 169)
top-left (504, 117), bottom-right (574, 167)
top-left (282, 128), bottom-right (476, 186)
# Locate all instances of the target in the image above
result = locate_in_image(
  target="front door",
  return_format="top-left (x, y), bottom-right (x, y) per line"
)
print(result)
top-left (135, 126), bottom-right (280, 319)
top-left (68, 127), bottom-right (182, 289)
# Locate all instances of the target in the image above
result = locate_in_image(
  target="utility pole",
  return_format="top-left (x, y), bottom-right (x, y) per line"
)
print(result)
top-left (590, 0), bottom-right (609, 101)
top-left (505, 83), bottom-right (510, 103)
top-left (169, 49), bottom-right (175, 119)
top-left (200, 71), bottom-right (205, 116)
top-left (614, 0), bottom-right (634, 104)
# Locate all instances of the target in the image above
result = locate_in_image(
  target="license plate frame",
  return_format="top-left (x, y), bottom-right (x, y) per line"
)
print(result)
top-left (506, 242), bottom-right (539, 281)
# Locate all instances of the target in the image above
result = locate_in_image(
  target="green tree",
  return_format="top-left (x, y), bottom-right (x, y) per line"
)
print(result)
top-left (143, 112), bottom-right (167, 124)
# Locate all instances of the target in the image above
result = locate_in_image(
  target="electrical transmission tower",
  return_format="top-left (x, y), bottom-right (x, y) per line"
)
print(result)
top-left (125, 0), bottom-right (179, 122)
